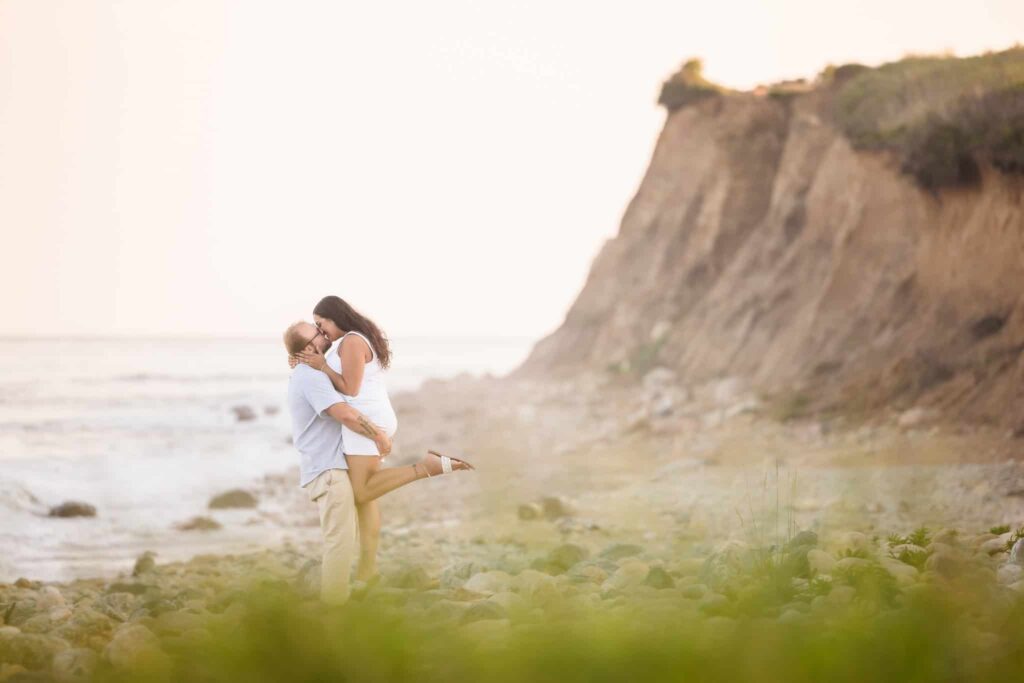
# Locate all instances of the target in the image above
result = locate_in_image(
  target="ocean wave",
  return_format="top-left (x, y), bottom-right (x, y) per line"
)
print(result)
top-left (78, 372), bottom-right (285, 384)
top-left (0, 480), bottom-right (48, 515)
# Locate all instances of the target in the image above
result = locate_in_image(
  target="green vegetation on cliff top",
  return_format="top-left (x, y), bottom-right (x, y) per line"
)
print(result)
top-left (660, 47), bottom-right (1024, 190)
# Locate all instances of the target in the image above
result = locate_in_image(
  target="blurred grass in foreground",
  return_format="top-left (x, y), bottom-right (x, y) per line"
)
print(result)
top-left (91, 570), bottom-right (1024, 683)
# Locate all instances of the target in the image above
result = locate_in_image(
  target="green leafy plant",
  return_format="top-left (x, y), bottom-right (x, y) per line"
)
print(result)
top-left (989, 524), bottom-right (1011, 535)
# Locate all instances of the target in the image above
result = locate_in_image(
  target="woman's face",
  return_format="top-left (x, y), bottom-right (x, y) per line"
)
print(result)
top-left (313, 314), bottom-right (343, 341)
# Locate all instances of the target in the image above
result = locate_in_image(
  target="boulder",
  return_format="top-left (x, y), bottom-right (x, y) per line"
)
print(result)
top-left (440, 561), bottom-right (489, 589)
top-left (541, 496), bottom-right (573, 520)
top-left (517, 503), bottom-right (543, 521)
top-left (807, 549), bottom-right (836, 575)
top-left (48, 502), bottom-right (96, 518)
top-left (998, 564), bottom-right (1023, 585)
top-left (176, 516), bottom-right (223, 532)
top-left (52, 647), bottom-right (99, 683)
top-left (208, 490), bottom-right (258, 509)
top-left (132, 552), bottom-right (157, 576)
top-left (545, 544), bottom-right (589, 573)
top-left (1010, 538), bottom-right (1024, 566)
top-left (0, 631), bottom-right (68, 670)
top-left (231, 405), bottom-right (257, 422)
top-left (514, 570), bottom-right (559, 603)
top-left (103, 624), bottom-right (165, 670)
top-left (385, 566), bottom-right (433, 591)
top-left (835, 557), bottom-right (872, 573)
top-left (643, 566), bottom-right (675, 589)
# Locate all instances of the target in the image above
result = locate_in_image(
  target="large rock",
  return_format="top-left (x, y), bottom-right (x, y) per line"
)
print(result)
top-left (807, 549), bottom-right (836, 575)
top-left (231, 405), bottom-right (257, 422)
top-left (208, 489), bottom-right (258, 509)
top-left (440, 561), bottom-right (490, 589)
top-left (514, 570), bottom-right (560, 603)
top-left (176, 516), bottom-right (223, 531)
top-left (541, 496), bottom-right (573, 520)
top-left (48, 502), bottom-right (96, 518)
top-left (133, 552), bottom-right (157, 576)
top-left (0, 631), bottom-right (68, 670)
top-left (1010, 538), bottom-right (1024, 566)
top-left (385, 566), bottom-right (433, 591)
top-left (52, 648), bottom-right (99, 683)
top-left (103, 624), bottom-right (165, 670)
top-left (545, 544), bottom-right (590, 574)
top-left (644, 566), bottom-right (675, 589)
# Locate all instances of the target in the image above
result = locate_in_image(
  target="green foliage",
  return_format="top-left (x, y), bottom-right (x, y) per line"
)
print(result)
top-left (890, 546), bottom-right (930, 570)
top-left (658, 58), bottom-right (725, 112)
top-left (838, 547), bottom-right (870, 560)
top-left (989, 524), bottom-right (1011, 535)
top-left (889, 527), bottom-right (932, 548)
top-left (830, 47), bottom-right (1024, 189)
top-left (1004, 526), bottom-right (1024, 553)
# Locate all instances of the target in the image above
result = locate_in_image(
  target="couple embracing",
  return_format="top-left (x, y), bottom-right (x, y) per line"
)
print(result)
top-left (283, 295), bottom-right (473, 604)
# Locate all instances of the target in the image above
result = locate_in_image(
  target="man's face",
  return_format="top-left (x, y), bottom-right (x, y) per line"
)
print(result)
top-left (298, 322), bottom-right (331, 354)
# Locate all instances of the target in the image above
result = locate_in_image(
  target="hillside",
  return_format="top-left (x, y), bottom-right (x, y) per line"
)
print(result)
top-left (518, 49), bottom-right (1024, 430)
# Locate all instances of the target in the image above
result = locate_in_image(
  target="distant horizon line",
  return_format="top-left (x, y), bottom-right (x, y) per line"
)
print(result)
top-left (0, 333), bottom-right (541, 342)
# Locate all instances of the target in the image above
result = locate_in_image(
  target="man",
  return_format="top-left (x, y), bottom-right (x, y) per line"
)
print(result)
top-left (283, 320), bottom-right (392, 605)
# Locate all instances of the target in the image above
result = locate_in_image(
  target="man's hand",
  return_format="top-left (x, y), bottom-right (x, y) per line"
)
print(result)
top-left (374, 431), bottom-right (392, 458)
top-left (294, 346), bottom-right (328, 372)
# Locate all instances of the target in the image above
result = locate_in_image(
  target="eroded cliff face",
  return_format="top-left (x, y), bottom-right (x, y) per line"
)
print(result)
top-left (519, 91), bottom-right (1024, 428)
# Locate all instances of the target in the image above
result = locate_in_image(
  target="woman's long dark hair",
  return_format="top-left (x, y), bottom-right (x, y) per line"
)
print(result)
top-left (313, 296), bottom-right (392, 369)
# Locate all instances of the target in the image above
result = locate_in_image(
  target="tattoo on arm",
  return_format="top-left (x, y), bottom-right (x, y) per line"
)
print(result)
top-left (357, 416), bottom-right (379, 439)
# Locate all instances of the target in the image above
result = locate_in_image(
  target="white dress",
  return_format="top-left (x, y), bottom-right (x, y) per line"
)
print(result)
top-left (326, 331), bottom-right (397, 456)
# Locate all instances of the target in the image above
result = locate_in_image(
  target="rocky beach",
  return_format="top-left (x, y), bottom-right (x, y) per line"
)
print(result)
top-left (4, 371), bottom-right (1024, 680)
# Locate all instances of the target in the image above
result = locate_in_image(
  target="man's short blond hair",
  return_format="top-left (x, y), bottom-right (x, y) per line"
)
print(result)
top-left (283, 321), bottom-right (314, 355)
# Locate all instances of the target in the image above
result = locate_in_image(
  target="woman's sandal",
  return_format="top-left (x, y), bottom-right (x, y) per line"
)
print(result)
top-left (417, 449), bottom-right (475, 477)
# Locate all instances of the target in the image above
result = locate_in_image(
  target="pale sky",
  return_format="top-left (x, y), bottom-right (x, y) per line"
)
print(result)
top-left (1, 1), bottom-right (1020, 338)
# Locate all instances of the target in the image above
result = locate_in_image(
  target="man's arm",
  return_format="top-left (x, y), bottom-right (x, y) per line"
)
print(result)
top-left (325, 402), bottom-right (392, 456)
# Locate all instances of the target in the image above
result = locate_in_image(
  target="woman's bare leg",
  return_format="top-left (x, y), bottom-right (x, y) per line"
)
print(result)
top-left (346, 454), bottom-right (421, 505)
top-left (355, 499), bottom-right (381, 581)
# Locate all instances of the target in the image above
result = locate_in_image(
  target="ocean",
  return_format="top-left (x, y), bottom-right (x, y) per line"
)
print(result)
top-left (0, 336), bottom-right (533, 582)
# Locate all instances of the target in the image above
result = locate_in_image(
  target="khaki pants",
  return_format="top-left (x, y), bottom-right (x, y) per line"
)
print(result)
top-left (303, 468), bottom-right (357, 605)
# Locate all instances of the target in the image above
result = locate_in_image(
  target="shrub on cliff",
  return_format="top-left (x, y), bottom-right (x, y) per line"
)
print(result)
top-left (658, 58), bottom-right (725, 112)
top-left (831, 47), bottom-right (1024, 189)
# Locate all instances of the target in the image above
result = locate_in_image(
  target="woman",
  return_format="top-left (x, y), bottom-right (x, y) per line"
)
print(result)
top-left (291, 295), bottom-right (473, 582)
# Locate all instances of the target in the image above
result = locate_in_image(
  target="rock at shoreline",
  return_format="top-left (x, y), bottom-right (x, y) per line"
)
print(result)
top-left (517, 503), bottom-right (543, 521)
top-left (231, 405), bottom-right (257, 422)
top-left (133, 552), bottom-right (157, 576)
top-left (48, 502), bottom-right (97, 518)
top-left (541, 496), bottom-right (573, 520)
top-left (208, 490), bottom-right (258, 509)
top-left (176, 516), bottom-right (223, 532)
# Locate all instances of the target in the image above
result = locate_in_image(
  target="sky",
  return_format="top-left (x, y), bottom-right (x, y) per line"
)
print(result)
top-left (1, 1), bottom-right (1021, 339)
